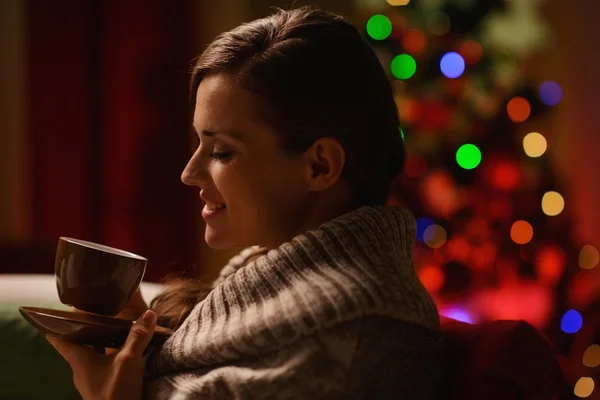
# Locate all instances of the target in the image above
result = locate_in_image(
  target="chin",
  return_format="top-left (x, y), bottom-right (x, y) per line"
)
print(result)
top-left (204, 227), bottom-right (243, 250)
top-left (204, 229), bottom-right (229, 249)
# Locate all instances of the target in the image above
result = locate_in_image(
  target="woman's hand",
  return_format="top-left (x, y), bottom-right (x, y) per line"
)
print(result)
top-left (46, 309), bottom-right (157, 400)
top-left (73, 288), bottom-right (150, 355)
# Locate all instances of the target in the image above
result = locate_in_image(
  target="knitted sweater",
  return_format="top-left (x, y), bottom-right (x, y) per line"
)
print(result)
top-left (144, 206), bottom-right (445, 399)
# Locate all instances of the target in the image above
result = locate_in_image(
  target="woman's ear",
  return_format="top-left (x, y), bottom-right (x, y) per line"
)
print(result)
top-left (304, 137), bottom-right (346, 192)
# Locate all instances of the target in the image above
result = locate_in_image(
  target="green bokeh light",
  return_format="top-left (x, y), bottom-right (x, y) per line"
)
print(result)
top-left (456, 144), bottom-right (481, 170)
top-left (366, 15), bottom-right (392, 41)
top-left (400, 128), bottom-right (405, 141)
top-left (391, 54), bottom-right (417, 80)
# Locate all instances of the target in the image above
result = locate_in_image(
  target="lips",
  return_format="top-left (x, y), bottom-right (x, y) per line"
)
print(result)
top-left (200, 192), bottom-right (225, 206)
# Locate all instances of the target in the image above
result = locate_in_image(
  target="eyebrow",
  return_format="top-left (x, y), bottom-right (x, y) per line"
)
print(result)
top-left (192, 126), bottom-right (246, 143)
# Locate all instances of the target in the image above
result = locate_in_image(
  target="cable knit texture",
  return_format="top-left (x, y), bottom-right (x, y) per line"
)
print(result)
top-left (144, 206), bottom-right (444, 399)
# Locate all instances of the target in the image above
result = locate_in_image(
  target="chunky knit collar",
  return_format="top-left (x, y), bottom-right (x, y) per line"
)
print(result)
top-left (146, 206), bottom-right (439, 377)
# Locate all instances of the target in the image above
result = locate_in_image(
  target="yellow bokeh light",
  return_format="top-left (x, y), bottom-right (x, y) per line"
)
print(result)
top-left (424, 224), bottom-right (447, 249)
top-left (542, 191), bottom-right (565, 216)
top-left (583, 344), bottom-right (600, 368)
top-left (523, 132), bottom-right (547, 158)
top-left (387, 0), bottom-right (411, 5)
top-left (579, 245), bottom-right (600, 270)
top-left (574, 377), bottom-right (595, 398)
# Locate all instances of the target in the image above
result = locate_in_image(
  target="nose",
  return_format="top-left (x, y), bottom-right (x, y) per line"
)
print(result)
top-left (181, 154), bottom-right (206, 187)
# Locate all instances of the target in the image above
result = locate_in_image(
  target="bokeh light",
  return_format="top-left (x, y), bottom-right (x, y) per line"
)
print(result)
top-left (542, 191), bottom-right (565, 216)
top-left (416, 217), bottom-right (434, 242)
top-left (387, 0), bottom-right (411, 5)
top-left (440, 52), bottom-right (465, 79)
top-left (427, 12), bottom-right (451, 35)
top-left (424, 224), bottom-right (448, 248)
top-left (402, 29), bottom-right (426, 54)
top-left (396, 97), bottom-right (423, 124)
top-left (491, 161), bottom-right (521, 191)
top-left (366, 15), bottom-right (392, 41)
top-left (539, 81), bottom-right (563, 106)
top-left (391, 54), bottom-right (417, 79)
top-left (523, 132), bottom-right (547, 158)
top-left (583, 344), bottom-right (600, 368)
top-left (561, 309), bottom-right (583, 334)
top-left (574, 377), bottom-right (595, 398)
top-left (510, 220), bottom-right (533, 245)
top-left (456, 144), bottom-right (482, 170)
top-left (459, 40), bottom-right (483, 64)
top-left (399, 128), bottom-right (405, 141)
top-left (535, 245), bottom-right (566, 286)
top-left (507, 97), bottom-right (531, 123)
top-left (446, 237), bottom-right (470, 262)
top-left (442, 307), bottom-right (473, 324)
top-left (418, 264), bottom-right (445, 292)
top-left (579, 245), bottom-right (600, 270)
top-left (404, 154), bottom-right (427, 178)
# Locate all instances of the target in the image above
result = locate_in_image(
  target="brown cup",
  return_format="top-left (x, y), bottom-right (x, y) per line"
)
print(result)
top-left (55, 237), bottom-right (147, 316)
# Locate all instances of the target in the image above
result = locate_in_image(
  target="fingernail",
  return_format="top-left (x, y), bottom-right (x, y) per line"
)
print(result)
top-left (137, 310), bottom-right (156, 327)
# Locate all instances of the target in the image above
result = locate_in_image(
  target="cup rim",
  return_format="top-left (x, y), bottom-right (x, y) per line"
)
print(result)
top-left (59, 237), bottom-right (148, 261)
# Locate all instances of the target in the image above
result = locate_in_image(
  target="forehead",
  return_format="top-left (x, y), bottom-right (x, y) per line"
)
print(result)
top-left (193, 73), bottom-right (283, 150)
top-left (194, 73), bottom-right (259, 128)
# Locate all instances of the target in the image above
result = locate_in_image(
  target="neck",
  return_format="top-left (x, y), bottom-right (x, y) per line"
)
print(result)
top-left (262, 186), bottom-right (360, 250)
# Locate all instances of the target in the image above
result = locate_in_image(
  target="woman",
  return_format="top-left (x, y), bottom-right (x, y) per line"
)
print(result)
top-left (47, 6), bottom-right (445, 399)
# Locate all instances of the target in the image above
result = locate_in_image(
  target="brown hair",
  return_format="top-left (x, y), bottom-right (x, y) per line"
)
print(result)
top-left (151, 6), bottom-right (405, 330)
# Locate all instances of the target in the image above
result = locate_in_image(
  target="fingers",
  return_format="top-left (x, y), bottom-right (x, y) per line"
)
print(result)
top-left (119, 309), bottom-right (157, 357)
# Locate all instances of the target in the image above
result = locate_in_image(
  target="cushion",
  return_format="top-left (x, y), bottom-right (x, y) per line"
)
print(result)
top-left (0, 301), bottom-right (80, 400)
top-left (441, 317), bottom-right (565, 399)
top-left (0, 274), bottom-right (164, 399)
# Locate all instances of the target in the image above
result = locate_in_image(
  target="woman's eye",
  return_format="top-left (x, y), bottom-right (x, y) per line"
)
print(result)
top-left (209, 151), bottom-right (233, 161)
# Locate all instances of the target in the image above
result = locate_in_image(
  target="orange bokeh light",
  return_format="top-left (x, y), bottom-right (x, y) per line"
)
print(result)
top-left (418, 264), bottom-right (445, 292)
top-left (511, 220), bottom-right (534, 244)
top-left (402, 28), bottom-right (426, 54)
top-left (396, 97), bottom-right (423, 124)
top-left (507, 97), bottom-right (531, 123)
top-left (459, 40), bottom-right (483, 64)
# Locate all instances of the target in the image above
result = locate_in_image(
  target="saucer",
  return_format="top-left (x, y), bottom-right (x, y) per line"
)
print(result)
top-left (19, 306), bottom-right (173, 349)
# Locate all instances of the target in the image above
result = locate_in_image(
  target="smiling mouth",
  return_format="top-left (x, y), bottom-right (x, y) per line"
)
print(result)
top-left (205, 202), bottom-right (226, 211)
top-left (202, 202), bottom-right (226, 220)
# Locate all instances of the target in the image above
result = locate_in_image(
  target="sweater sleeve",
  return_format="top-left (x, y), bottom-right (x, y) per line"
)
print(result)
top-left (145, 317), bottom-right (445, 399)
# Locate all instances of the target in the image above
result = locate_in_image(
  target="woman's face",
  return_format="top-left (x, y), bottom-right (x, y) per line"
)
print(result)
top-left (182, 73), bottom-right (314, 250)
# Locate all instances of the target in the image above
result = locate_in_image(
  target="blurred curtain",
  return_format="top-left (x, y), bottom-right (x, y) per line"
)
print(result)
top-left (12, 0), bottom-right (198, 281)
top-left (0, 0), bottom-right (29, 245)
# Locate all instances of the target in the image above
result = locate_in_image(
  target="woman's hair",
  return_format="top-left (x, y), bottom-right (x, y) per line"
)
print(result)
top-left (151, 6), bottom-right (405, 330)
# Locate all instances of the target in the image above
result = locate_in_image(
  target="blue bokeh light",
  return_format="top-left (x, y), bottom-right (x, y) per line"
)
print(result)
top-left (416, 217), bottom-right (434, 242)
top-left (539, 81), bottom-right (563, 106)
top-left (443, 308), bottom-right (473, 324)
top-left (560, 309), bottom-right (583, 334)
top-left (440, 52), bottom-right (465, 79)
